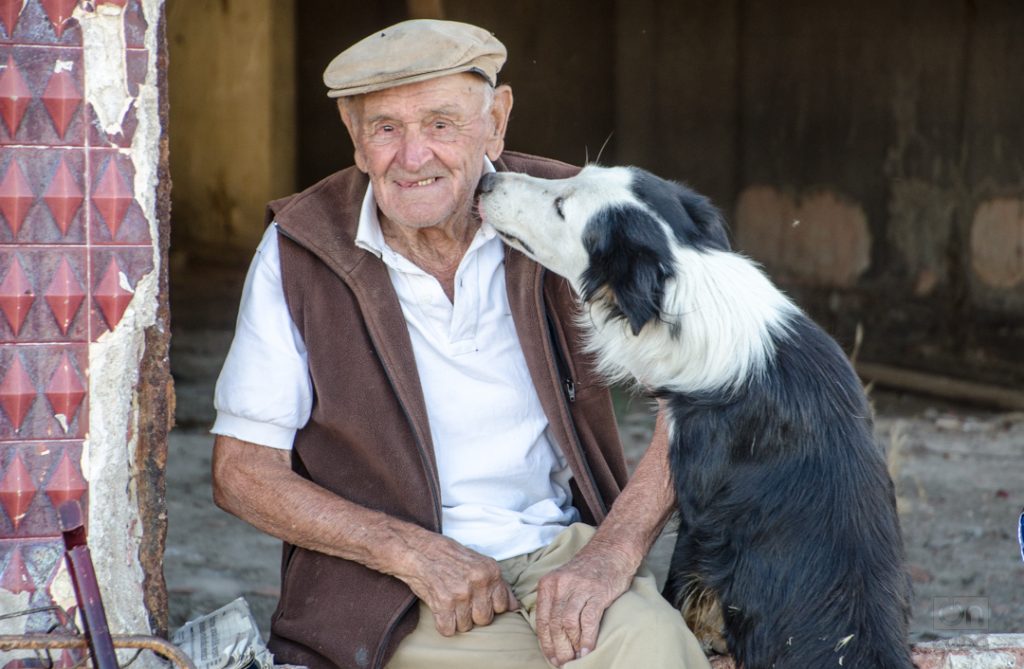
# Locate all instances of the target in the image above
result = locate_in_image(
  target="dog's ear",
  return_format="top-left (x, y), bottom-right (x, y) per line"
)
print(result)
top-left (630, 168), bottom-right (731, 252)
top-left (678, 190), bottom-right (731, 251)
top-left (581, 205), bottom-right (674, 335)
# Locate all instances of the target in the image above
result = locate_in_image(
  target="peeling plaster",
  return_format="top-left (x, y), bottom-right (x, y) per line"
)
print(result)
top-left (49, 558), bottom-right (79, 617)
top-left (0, 590), bottom-right (32, 666)
top-left (36, 0), bottom-right (166, 658)
top-left (971, 197), bottom-right (1024, 289)
top-left (75, 3), bottom-right (133, 136)
top-left (735, 185), bottom-right (872, 287)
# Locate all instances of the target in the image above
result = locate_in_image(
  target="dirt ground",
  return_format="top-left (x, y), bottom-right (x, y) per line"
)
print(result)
top-left (165, 264), bottom-right (1024, 645)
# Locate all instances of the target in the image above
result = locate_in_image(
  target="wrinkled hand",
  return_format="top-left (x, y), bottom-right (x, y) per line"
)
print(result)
top-left (399, 531), bottom-right (519, 636)
top-left (535, 541), bottom-right (638, 667)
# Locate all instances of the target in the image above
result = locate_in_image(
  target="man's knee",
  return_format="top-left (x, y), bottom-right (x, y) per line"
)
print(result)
top-left (605, 590), bottom-right (688, 640)
top-left (591, 590), bottom-right (710, 668)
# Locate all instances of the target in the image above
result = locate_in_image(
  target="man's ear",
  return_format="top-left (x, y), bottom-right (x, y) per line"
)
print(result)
top-left (485, 84), bottom-right (514, 161)
top-left (580, 206), bottom-right (674, 336)
top-left (337, 99), bottom-right (368, 173)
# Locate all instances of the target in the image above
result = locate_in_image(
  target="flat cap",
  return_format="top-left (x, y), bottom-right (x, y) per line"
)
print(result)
top-left (324, 19), bottom-right (507, 98)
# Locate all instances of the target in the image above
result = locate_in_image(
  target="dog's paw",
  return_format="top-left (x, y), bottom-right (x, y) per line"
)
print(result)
top-left (681, 584), bottom-right (728, 655)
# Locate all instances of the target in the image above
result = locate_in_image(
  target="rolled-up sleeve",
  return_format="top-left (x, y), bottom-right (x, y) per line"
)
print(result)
top-left (212, 224), bottom-right (312, 450)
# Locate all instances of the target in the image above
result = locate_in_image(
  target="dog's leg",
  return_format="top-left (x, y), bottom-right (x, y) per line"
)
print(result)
top-left (663, 531), bottom-right (728, 655)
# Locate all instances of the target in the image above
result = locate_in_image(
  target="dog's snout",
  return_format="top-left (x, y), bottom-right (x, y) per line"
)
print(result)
top-left (476, 172), bottom-right (497, 196)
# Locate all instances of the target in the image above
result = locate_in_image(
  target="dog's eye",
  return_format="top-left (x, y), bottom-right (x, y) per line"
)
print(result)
top-left (554, 197), bottom-right (565, 219)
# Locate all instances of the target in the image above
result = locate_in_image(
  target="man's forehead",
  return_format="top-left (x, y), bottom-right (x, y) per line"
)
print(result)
top-left (351, 74), bottom-right (489, 119)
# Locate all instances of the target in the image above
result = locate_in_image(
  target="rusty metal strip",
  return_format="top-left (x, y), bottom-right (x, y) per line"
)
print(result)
top-left (0, 634), bottom-right (197, 669)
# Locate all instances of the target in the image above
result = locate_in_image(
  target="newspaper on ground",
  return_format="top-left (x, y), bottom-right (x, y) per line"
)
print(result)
top-left (172, 597), bottom-right (274, 669)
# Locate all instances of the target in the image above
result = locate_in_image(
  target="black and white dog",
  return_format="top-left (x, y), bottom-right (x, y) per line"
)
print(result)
top-left (477, 166), bottom-right (914, 669)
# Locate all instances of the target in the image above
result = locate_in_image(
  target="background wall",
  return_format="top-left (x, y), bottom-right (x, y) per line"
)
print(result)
top-left (169, 0), bottom-right (1024, 387)
top-left (167, 0), bottom-right (295, 263)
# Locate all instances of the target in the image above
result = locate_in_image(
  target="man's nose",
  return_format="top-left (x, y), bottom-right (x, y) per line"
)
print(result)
top-left (477, 172), bottom-right (497, 195)
top-left (396, 130), bottom-right (432, 171)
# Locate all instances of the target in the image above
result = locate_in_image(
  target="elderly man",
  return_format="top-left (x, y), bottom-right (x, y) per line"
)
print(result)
top-left (211, 19), bottom-right (710, 669)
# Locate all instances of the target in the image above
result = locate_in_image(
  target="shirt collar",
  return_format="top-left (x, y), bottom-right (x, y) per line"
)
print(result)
top-left (355, 157), bottom-right (498, 259)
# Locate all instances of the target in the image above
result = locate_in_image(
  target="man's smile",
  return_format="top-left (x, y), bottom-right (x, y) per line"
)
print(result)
top-left (395, 176), bottom-right (442, 188)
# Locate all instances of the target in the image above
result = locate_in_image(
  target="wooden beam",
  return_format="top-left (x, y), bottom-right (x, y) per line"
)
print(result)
top-left (856, 361), bottom-right (1024, 411)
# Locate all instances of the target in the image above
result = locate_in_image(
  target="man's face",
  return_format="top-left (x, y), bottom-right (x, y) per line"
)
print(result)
top-left (339, 73), bottom-right (513, 233)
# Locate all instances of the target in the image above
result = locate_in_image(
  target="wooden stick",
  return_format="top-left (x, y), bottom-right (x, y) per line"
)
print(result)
top-left (855, 362), bottom-right (1024, 411)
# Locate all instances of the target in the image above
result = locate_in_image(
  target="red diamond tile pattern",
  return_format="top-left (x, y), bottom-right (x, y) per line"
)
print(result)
top-left (0, 55), bottom-right (31, 137)
top-left (42, 69), bottom-right (82, 140)
top-left (92, 159), bottom-right (134, 237)
top-left (0, 0), bottom-right (25, 37)
top-left (40, 0), bottom-right (79, 38)
top-left (44, 449), bottom-right (85, 509)
top-left (55, 651), bottom-right (84, 669)
top-left (0, 256), bottom-right (35, 336)
top-left (44, 351), bottom-right (85, 431)
top-left (0, 544), bottom-right (34, 592)
top-left (0, 451), bottom-right (36, 530)
top-left (0, 348), bottom-right (87, 440)
top-left (0, 539), bottom-right (64, 598)
top-left (44, 255), bottom-right (85, 335)
top-left (0, 355), bottom-right (36, 431)
top-left (1, 0), bottom-right (158, 594)
top-left (94, 256), bottom-right (134, 329)
top-left (0, 161), bottom-right (35, 236)
top-left (0, 443), bottom-right (86, 537)
top-left (43, 158), bottom-right (83, 236)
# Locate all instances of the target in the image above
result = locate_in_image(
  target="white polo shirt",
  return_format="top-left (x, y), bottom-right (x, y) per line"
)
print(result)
top-left (213, 165), bottom-right (579, 560)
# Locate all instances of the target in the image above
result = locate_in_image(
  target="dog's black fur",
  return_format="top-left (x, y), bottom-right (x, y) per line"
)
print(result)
top-left (588, 173), bottom-right (915, 668)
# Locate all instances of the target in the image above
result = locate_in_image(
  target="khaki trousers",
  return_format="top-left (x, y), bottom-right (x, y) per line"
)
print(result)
top-left (386, 523), bottom-right (711, 669)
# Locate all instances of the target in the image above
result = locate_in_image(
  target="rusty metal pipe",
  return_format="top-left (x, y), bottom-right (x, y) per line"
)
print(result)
top-left (0, 634), bottom-right (197, 669)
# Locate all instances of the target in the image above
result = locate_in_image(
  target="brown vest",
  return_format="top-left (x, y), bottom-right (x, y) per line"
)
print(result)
top-left (265, 152), bottom-right (628, 669)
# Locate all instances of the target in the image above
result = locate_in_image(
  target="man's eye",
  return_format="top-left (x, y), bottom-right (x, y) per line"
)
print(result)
top-left (428, 120), bottom-right (458, 138)
top-left (554, 197), bottom-right (565, 219)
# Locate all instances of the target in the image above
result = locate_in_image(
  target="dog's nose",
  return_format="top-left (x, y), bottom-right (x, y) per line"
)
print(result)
top-left (476, 172), bottom-right (497, 195)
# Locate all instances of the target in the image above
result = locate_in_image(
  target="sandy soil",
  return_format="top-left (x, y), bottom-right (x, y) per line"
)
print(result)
top-left (872, 394), bottom-right (1024, 640)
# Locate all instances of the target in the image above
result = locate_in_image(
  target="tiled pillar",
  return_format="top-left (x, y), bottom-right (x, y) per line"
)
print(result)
top-left (0, 0), bottom-right (168, 659)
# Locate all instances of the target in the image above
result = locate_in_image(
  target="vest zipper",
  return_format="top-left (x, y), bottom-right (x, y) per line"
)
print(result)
top-left (375, 358), bottom-right (444, 529)
top-left (546, 308), bottom-right (577, 405)
top-left (539, 272), bottom-right (609, 519)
